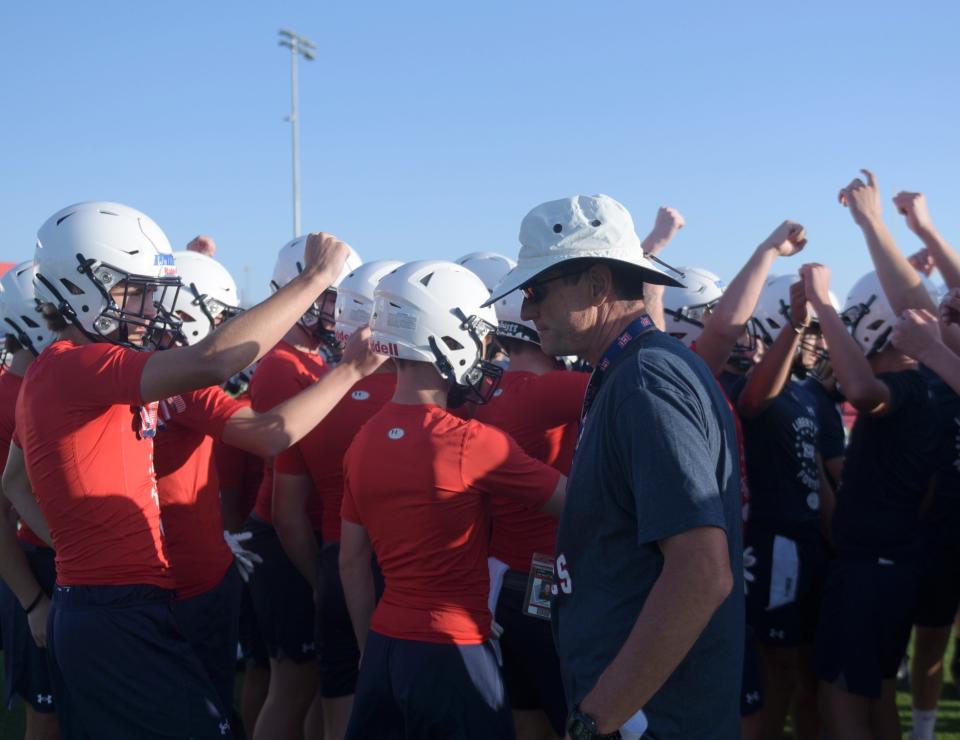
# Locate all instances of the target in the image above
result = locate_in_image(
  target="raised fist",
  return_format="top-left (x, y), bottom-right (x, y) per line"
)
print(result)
top-left (789, 280), bottom-right (811, 328)
top-left (302, 232), bottom-right (350, 288)
top-left (906, 247), bottom-right (935, 277)
top-left (892, 191), bottom-right (936, 238)
top-left (762, 221), bottom-right (807, 257)
top-left (799, 263), bottom-right (832, 308)
top-left (651, 206), bottom-right (685, 240)
top-left (940, 289), bottom-right (960, 327)
top-left (341, 326), bottom-right (388, 377)
top-left (838, 169), bottom-right (883, 228)
top-left (186, 235), bottom-right (217, 257)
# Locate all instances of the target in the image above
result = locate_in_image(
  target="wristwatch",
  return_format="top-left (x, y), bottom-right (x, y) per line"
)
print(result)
top-left (567, 707), bottom-right (622, 740)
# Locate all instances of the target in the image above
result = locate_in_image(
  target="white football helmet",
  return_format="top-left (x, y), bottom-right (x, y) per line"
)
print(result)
top-left (663, 266), bottom-right (725, 344)
top-left (493, 289), bottom-right (540, 345)
top-left (842, 270), bottom-right (939, 356)
top-left (0, 261), bottom-right (54, 356)
top-left (455, 252), bottom-right (517, 294)
top-left (334, 260), bottom-right (404, 343)
top-left (33, 201), bottom-right (181, 349)
top-left (270, 235), bottom-right (362, 345)
top-left (371, 260), bottom-right (502, 404)
top-left (161, 251), bottom-right (241, 346)
top-left (749, 274), bottom-right (797, 345)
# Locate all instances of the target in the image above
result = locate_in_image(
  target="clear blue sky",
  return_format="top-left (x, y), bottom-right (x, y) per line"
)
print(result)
top-left (2, 1), bottom-right (958, 304)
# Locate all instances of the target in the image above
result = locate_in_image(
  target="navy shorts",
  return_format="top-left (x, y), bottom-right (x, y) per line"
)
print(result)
top-left (238, 581), bottom-right (268, 669)
top-left (746, 525), bottom-right (827, 646)
top-left (494, 570), bottom-right (567, 734)
top-left (48, 584), bottom-right (233, 740)
top-left (914, 497), bottom-right (960, 628)
top-left (346, 630), bottom-right (514, 739)
top-left (0, 544), bottom-right (56, 712)
top-left (741, 626), bottom-right (764, 717)
top-left (316, 543), bottom-right (361, 698)
top-left (172, 565), bottom-right (243, 715)
top-left (815, 552), bottom-right (919, 698)
top-left (243, 514), bottom-right (318, 663)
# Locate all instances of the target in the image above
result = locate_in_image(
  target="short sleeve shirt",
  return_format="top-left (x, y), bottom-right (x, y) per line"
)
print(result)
top-left (801, 377), bottom-right (846, 463)
top-left (154, 386), bottom-right (244, 598)
top-left (918, 366), bottom-right (960, 502)
top-left (248, 341), bottom-right (326, 524)
top-left (471, 370), bottom-right (586, 571)
top-left (15, 340), bottom-right (169, 587)
top-left (275, 372), bottom-right (395, 540)
top-left (832, 370), bottom-right (938, 554)
top-left (342, 403), bottom-right (560, 645)
top-left (722, 375), bottom-right (822, 533)
top-left (553, 330), bottom-right (744, 739)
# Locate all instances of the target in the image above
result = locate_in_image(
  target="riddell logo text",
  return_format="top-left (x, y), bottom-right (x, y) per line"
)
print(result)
top-left (371, 339), bottom-right (400, 356)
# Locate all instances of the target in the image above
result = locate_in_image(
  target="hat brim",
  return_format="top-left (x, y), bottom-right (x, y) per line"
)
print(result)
top-left (483, 256), bottom-right (683, 307)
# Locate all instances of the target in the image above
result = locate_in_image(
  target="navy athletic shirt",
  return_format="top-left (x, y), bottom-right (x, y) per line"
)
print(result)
top-left (831, 370), bottom-right (938, 554)
top-left (919, 365), bottom-right (960, 500)
top-left (554, 330), bottom-right (743, 740)
top-left (801, 377), bottom-right (846, 464)
top-left (721, 374), bottom-right (821, 532)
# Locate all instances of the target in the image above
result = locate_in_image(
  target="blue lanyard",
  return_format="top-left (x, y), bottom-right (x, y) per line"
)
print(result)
top-left (579, 314), bottom-right (657, 435)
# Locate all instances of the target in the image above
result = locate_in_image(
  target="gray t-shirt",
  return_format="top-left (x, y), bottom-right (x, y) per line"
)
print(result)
top-left (552, 330), bottom-right (744, 739)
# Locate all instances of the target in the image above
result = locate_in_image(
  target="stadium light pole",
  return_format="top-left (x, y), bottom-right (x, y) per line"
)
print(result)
top-left (278, 29), bottom-right (316, 237)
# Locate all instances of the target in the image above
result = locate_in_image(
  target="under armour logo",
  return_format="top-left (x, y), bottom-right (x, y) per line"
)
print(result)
top-left (302, 642), bottom-right (315, 654)
top-left (744, 691), bottom-right (760, 705)
top-left (36, 694), bottom-right (53, 705)
top-left (769, 628), bottom-right (786, 640)
top-left (387, 428), bottom-right (405, 440)
top-left (219, 720), bottom-right (231, 735)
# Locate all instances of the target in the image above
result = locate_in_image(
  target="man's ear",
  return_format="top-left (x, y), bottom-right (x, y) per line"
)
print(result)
top-left (586, 264), bottom-right (614, 305)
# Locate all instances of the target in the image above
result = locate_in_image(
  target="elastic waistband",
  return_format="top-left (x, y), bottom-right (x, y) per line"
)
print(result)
top-left (502, 569), bottom-right (529, 592)
top-left (53, 584), bottom-right (173, 609)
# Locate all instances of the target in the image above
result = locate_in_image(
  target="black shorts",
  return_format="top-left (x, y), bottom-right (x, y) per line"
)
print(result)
top-left (316, 543), bottom-right (360, 698)
top-left (346, 630), bottom-right (514, 740)
top-left (815, 552), bottom-right (919, 698)
top-left (915, 497), bottom-right (960, 628)
top-left (243, 514), bottom-right (318, 663)
top-left (494, 569), bottom-right (567, 734)
top-left (172, 565), bottom-right (243, 714)
top-left (745, 525), bottom-right (827, 646)
top-left (238, 581), bottom-right (268, 669)
top-left (741, 626), bottom-right (764, 717)
top-left (48, 584), bottom-right (232, 739)
top-left (0, 544), bottom-right (56, 713)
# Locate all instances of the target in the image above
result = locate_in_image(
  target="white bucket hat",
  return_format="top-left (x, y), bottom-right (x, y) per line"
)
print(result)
top-left (484, 194), bottom-right (682, 306)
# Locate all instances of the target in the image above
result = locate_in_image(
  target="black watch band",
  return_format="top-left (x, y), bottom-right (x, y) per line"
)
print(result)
top-left (567, 707), bottom-right (622, 740)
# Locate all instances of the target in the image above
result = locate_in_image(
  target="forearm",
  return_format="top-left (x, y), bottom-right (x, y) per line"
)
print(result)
top-left (580, 535), bottom-right (733, 733)
top-left (918, 227), bottom-right (960, 290)
top-left (222, 363), bottom-right (363, 456)
top-left (341, 558), bottom-right (376, 652)
top-left (737, 327), bottom-right (801, 417)
top-left (0, 507), bottom-right (44, 607)
top-left (911, 340), bottom-right (960, 396)
top-left (815, 306), bottom-right (883, 409)
top-left (859, 219), bottom-right (936, 314)
top-left (697, 245), bottom-right (778, 375)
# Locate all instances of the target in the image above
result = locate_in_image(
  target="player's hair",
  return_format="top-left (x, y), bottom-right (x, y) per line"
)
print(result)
top-left (39, 302), bottom-right (69, 332)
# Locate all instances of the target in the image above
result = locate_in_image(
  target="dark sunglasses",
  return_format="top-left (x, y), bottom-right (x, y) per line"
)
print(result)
top-left (520, 265), bottom-right (589, 303)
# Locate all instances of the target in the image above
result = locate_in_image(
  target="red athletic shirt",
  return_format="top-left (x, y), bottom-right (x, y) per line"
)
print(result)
top-left (0, 371), bottom-right (45, 548)
top-left (248, 341), bottom-right (326, 524)
top-left (275, 372), bottom-right (395, 541)
top-left (15, 340), bottom-right (170, 587)
top-left (154, 386), bottom-right (244, 599)
top-left (471, 370), bottom-right (586, 571)
top-left (214, 393), bottom-right (263, 526)
top-left (341, 403), bottom-right (561, 645)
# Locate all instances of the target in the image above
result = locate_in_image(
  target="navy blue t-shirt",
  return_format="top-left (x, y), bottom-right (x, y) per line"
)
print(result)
top-left (553, 330), bottom-right (743, 739)
top-left (721, 375), bottom-right (821, 533)
top-left (919, 365), bottom-right (960, 501)
top-left (801, 377), bottom-right (846, 463)
top-left (831, 370), bottom-right (938, 554)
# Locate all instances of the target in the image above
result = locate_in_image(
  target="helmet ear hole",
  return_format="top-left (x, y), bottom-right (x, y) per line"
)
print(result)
top-left (866, 319), bottom-right (885, 331)
top-left (60, 278), bottom-right (85, 295)
top-left (441, 336), bottom-right (463, 351)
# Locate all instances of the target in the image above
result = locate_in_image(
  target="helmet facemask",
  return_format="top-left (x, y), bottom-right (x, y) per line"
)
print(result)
top-left (429, 309), bottom-right (503, 407)
top-left (840, 294), bottom-right (889, 356)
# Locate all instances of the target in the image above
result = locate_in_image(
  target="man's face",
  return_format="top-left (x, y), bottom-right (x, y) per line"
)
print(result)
top-left (799, 328), bottom-right (826, 372)
top-left (109, 282), bottom-right (157, 347)
top-left (519, 266), bottom-right (596, 358)
top-left (317, 290), bottom-right (337, 332)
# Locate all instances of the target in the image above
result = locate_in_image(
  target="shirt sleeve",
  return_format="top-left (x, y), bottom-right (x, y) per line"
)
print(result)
top-left (816, 397), bottom-right (846, 461)
top-left (71, 344), bottom-right (154, 407)
top-left (718, 372), bottom-right (748, 405)
top-left (616, 386), bottom-right (729, 545)
top-left (461, 421), bottom-right (561, 511)
top-left (877, 371), bottom-right (923, 416)
top-left (276, 443), bottom-right (308, 475)
top-left (166, 386), bottom-right (245, 439)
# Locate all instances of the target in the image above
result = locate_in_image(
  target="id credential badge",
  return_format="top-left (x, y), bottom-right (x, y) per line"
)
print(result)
top-left (523, 553), bottom-right (555, 621)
